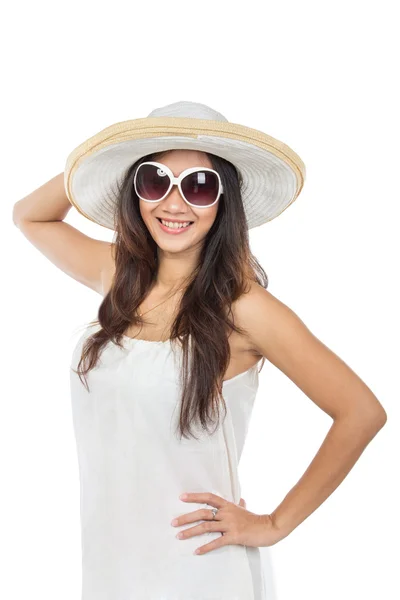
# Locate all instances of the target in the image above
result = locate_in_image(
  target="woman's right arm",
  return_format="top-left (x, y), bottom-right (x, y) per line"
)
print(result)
top-left (12, 172), bottom-right (115, 295)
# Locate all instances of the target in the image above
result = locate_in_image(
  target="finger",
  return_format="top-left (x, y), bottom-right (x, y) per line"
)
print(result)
top-left (194, 534), bottom-right (231, 555)
top-left (176, 519), bottom-right (229, 541)
top-left (180, 492), bottom-right (228, 509)
top-left (239, 497), bottom-right (246, 509)
top-left (172, 507), bottom-right (219, 527)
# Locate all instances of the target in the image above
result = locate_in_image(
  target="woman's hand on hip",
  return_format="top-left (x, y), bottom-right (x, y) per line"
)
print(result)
top-left (171, 491), bottom-right (283, 555)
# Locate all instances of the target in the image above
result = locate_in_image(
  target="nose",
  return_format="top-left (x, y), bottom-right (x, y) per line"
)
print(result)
top-left (162, 184), bottom-right (189, 210)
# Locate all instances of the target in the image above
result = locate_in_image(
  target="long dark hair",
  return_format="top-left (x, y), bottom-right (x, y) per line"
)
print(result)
top-left (72, 150), bottom-right (268, 441)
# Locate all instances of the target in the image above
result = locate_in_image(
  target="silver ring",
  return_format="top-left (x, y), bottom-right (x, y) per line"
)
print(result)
top-left (210, 507), bottom-right (218, 520)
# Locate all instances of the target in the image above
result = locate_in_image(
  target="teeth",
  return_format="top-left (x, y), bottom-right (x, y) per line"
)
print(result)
top-left (160, 219), bottom-right (192, 229)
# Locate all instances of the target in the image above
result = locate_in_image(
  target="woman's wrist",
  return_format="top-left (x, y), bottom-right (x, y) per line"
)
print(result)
top-left (258, 513), bottom-right (291, 546)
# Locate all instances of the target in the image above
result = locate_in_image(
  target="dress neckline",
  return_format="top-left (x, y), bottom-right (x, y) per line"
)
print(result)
top-left (121, 334), bottom-right (171, 345)
top-left (120, 334), bottom-right (262, 385)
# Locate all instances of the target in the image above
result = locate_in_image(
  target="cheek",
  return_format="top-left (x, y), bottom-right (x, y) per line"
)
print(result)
top-left (204, 211), bottom-right (219, 231)
top-left (139, 203), bottom-right (154, 226)
top-left (139, 201), bottom-right (148, 218)
top-left (196, 206), bottom-right (219, 229)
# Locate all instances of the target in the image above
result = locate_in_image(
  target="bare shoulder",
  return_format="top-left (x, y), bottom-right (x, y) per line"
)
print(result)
top-left (232, 281), bottom-right (292, 354)
top-left (234, 280), bottom-right (326, 364)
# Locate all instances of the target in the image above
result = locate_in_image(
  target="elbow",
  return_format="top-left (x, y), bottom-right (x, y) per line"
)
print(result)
top-left (359, 406), bottom-right (388, 435)
top-left (373, 408), bottom-right (387, 430)
top-left (367, 399), bottom-right (388, 430)
top-left (355, 396), bottom-right (388, 431)
top-left (337, 404), bottom-right (388, 435)
top-left (12, 202), bottom-right (23, 227)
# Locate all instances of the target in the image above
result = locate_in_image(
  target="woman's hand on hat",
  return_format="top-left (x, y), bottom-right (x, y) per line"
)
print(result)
top-left (171, 491), bottom-right (283, 555)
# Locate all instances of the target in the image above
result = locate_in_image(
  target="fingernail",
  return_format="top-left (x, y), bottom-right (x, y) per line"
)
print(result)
top-left (180, 493), bottom-right (188, 500)
top-left (171, 519), bottom-right (178, 526)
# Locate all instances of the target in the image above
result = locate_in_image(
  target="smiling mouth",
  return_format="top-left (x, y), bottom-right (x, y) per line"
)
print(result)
top-left (156, 218), bottom-right (194, 226)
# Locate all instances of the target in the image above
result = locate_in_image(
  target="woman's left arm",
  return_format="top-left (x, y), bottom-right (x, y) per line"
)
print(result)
top-left (238, 284), bottom-right (387, 541)
top-left (268, 409), bottom-right (385, 541)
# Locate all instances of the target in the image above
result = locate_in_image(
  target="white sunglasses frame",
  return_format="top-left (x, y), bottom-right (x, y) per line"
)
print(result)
top-left (133, 161), bottom-right (224, 208)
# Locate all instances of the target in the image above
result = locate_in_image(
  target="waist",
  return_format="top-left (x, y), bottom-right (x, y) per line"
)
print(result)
top-left (80, 522), bottom-right (258, 600)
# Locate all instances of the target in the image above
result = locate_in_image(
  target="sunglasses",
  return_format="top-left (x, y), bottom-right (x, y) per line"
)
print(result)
top-left (133, 161), bottom-right (224, 208)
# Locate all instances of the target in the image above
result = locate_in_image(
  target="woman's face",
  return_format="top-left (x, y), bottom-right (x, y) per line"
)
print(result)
top-left (139, 149), bottom-right (220, 252)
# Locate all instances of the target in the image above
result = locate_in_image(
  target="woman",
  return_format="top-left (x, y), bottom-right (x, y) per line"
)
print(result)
top-left (13, 100), bottom-right (387, 600)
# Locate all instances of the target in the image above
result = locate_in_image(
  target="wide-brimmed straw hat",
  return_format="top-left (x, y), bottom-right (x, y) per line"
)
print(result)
top-left (64, 100), bottom-right (306, 231)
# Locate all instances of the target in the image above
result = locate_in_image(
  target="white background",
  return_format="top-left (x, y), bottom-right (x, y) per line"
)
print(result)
top-left (2, 1), bottom-right (399, 599)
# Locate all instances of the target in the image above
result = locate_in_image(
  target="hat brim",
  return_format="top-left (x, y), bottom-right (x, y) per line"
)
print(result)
top-left (64, 117), bottom-right (306, 230)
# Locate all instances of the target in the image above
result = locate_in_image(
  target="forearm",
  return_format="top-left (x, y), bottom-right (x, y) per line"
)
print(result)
top-left (12, 172), bottom-right (72, 224)
top-left (269, 411), bottom-right (386, 541)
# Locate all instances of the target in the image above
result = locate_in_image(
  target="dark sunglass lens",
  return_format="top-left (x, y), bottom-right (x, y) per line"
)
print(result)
top-left (135, 164), bottom-right (170, 200)
top-left (181, 171), bottom-right (219, 206)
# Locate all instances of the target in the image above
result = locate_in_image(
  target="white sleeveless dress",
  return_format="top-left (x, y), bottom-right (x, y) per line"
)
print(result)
top-left (69, 322), bottom-right (269, 600)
